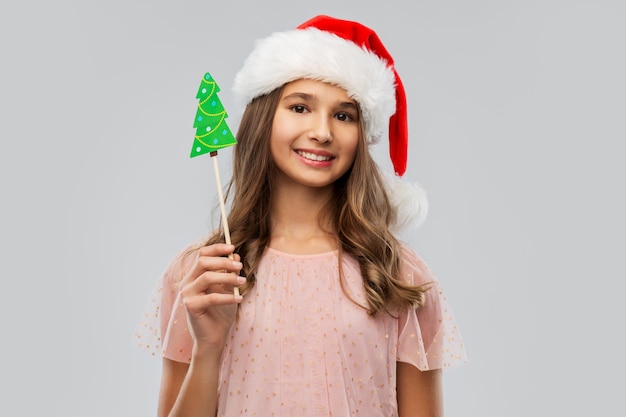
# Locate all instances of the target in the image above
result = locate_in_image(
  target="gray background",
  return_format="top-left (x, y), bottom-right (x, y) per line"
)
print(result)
top-left (1, 0), bottom-right (624, 416)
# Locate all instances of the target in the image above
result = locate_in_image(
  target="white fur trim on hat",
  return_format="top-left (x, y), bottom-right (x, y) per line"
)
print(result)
top-left (233, 27), bottom-right (396, 145)
top-left (381, 170), bottom-right (429, 236)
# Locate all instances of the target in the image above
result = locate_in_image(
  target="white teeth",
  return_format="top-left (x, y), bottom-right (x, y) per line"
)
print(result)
top-left (297, 151), bottom-right (332, 162)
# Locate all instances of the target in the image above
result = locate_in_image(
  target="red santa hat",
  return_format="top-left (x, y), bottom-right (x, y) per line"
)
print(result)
top-left (233, 15), bottom-right (427, 231)
top-left (233, 14), bottom-right (408, 176)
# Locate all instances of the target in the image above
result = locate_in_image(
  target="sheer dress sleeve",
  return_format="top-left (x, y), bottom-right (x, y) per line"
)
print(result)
top-left (396, 245), bottom-right (468, 370)
top-left (134, 243), bottom-right (201, 363)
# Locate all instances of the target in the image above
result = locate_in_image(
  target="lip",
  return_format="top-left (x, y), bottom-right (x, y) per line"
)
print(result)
top-left (294, 148), bottom-right (335, 167)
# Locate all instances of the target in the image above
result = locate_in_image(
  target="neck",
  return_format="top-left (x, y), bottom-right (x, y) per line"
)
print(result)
top-left (269, 181), bottom-right (337, 254)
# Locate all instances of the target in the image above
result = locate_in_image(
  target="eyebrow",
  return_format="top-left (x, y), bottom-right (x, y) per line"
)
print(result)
top-left (282, 92), bottom-right (314, 102)
top-left (281, 92), bottom-right (358, 111)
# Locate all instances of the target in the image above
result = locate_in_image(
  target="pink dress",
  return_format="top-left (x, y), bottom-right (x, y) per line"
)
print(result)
top-left (135, 241), bottom-right (467, 416)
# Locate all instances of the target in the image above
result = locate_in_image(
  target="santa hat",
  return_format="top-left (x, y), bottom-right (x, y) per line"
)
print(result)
top-left (233, 15), bottom-right (428, 232)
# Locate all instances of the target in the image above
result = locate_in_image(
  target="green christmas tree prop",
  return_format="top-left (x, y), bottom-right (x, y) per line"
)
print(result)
top-left (190, 72), bottom-right (237, 157)
top-left (189, 71), bottom-right (239, 297)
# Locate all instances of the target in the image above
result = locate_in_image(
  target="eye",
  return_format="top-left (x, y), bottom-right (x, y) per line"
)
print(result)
top-left (290, 105), bottom-right (308, 113)
top-left (335, 112), bottom-right (355, 122)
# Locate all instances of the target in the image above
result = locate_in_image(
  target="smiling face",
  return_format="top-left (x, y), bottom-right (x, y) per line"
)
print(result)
top-left (270, 79), bottom-right (360, 191)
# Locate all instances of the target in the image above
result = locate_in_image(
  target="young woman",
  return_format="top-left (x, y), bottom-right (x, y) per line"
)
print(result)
top-left (136, 15), bottom-right (466, 417)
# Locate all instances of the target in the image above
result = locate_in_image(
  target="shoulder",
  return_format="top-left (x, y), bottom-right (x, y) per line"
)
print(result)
top-left (162, 236), bottom-right (208, 287)
top-left (397, 242), bottom-right (438, 287)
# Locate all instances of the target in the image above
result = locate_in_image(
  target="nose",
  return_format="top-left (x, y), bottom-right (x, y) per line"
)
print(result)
top-left (308, 114), bottom-right (333, 143)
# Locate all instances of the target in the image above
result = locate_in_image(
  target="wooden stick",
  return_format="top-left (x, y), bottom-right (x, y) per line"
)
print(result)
top-left (211, 152), bottom-right (240, 297)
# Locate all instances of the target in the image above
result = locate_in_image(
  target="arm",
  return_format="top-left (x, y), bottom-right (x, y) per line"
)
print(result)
top-left (158, 350), bottom-right (223, 417)
top-left (156, 243), bottom-right (244, 417)
top-left (396, 362), bottom-right (443, 417)
top-left (157, 359), bottom-right (188, 417)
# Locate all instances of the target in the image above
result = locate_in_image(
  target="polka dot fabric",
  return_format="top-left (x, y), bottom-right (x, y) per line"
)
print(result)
top-left (134, 242), bottom-right (467, 416)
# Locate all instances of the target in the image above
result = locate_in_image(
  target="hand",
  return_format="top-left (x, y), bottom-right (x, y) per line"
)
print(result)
top-left (179, 243), bottom-right (244, 352)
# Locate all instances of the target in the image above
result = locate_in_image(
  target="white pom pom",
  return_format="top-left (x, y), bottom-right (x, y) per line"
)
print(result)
top-left (381, 170), bottom-right (429, 237)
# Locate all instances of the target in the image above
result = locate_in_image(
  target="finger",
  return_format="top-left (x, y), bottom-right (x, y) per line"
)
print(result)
top-left (198, 244), bottom-right (240, 264)
top-left (181, 256), bottom-right (242, 288)
top-left (197, 256), bottom-right (243, 274)
top-left (182, 291), bottom-right (243, 316)
top-left (197, 243), bottom-right (235, 258)
top-left (185, 271), bottom-right (246, 296)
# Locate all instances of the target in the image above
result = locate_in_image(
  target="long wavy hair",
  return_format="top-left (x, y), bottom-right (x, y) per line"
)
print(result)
top-left (199, 85), bottom-right (429, 315)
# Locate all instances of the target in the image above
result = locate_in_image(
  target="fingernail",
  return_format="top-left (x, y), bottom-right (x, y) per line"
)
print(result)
top-left (236, 276), bottom-right (247, 284)
top-left (233, 261), bottom-right (243, 269)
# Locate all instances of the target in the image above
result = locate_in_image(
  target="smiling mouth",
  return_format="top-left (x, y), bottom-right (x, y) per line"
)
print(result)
top-left (296, 150), bottom-right (333, 162)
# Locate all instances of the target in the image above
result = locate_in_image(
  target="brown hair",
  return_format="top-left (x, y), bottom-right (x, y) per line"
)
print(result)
top-left (201, 86), bottom-right (428, 315)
